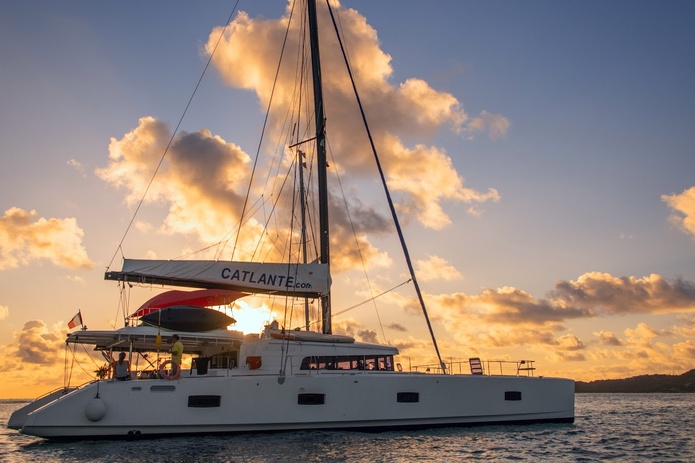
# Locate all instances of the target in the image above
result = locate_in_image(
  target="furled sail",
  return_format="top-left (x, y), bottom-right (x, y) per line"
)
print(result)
top-left (105, 259), bottom-right (329, 298)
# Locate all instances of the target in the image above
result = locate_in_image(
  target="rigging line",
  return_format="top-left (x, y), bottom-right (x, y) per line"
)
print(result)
top-left (258, 3), bottom-right (303, 221)
top-left (295, 279), bottom-right (411, 331)
top-left (303, 149), bottom-right (320, 260)
top-left (116, 281), bottom-right (131, 330)
top-left (280, 156), bottom-right (300, 335)
top-left (66, 342), bottom-right (104, 381)
top-left (214, 194), bottom-right (267, 260)
top-left (232, 0), bottom-right (297, 261)
top-left (107, 1), bottom-right (241, 271)
top-left (325, 1), bottom-right (447, 372)
top-left (332, 279), bottom-right (412, 318)
top-left (64, 342), bottom-right (70, 388)
top-left (248, 155), bottom-right (298, 261)
top-left (259, 11), bottom-right (314, 267)
top-left (326, 140), bottom-right (387, 344)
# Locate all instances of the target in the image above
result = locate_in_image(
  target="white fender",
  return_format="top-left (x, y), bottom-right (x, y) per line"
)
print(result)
top-left (85, 397), bottom-right (107, 422)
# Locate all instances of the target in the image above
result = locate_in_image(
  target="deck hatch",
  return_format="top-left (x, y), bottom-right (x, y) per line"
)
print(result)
top-left (298, 393), bottom-right (325, 405)
top-left (188, 395), bottom-right (221, 407)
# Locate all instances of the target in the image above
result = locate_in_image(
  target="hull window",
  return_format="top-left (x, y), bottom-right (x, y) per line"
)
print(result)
top-left (188, 395), bottom-right (221, 408)
top-left (298, 393), bottom-right (325, 405)
top-left (397, 392), bottom-right (419, 403)
top-left (505, 391), bottom-right (522, 401)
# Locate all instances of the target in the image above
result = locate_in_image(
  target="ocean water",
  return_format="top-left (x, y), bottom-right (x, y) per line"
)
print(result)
top-left (1, 393), bottom-right (694, 462)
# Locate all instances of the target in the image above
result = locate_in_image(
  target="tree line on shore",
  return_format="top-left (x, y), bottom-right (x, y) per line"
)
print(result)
top-left (575, 369), bottom-right (695, 393)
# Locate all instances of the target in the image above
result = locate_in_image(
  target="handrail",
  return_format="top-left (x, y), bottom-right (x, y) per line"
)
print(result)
top-left (410, 359), bottom-right (536, 377)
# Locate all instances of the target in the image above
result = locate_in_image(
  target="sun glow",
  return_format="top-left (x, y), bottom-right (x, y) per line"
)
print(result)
top-left (227, 300), bottom-right (278, 334)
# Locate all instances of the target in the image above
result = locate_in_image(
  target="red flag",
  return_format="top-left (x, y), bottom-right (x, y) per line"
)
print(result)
top-left (68, 311), bottom-right (82, 329)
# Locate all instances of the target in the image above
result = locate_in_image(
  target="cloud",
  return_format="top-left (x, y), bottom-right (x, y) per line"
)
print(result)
top-left (432, 286), bottom-right (591, 328)
top-left (416, 255), bottom-right (463, 282)
top-left (464, 110), bottom-right (510, 141)
top-left (324, 193), bottom-right (393, 272)
top-left (357, 329), bottom-right (379, 344)
top-left (0, 207), bottom-right (94, 270)
top-left (424, 272), bottom-right (695, 345)
top-left (10, 320), bottom-right (64, 365)
top-left (623, 322), bottom-right (666, 346)
top-left (381, 136), bottom-right (500, 227)
top-left (96, 2), bottom-right (506, 271)
top-left (672, 315), bottom-right (695, 338)
top-left (387, 323), bottom-right (408, 333)
top-left (332, 317), bottom-right (363, 337)
top-left (205, 2), bottom-right (502, 231)
top-left (67, 158), bottom-right (87, 177)
top-left (0, 305), bottom-right (8, 320)
top-left (672, 340), bottom-right (695, 360)
top-left (96, 118), bottom-right (260, 246)
top-left (594, 330), bottom-right (623, 346)
top-left (549, 349), bottom-right (586, 362)
top-left (662, 186), bottom-right (695, 238)
top-left (408, 271), bottom-right (695, 357)
top-left (552, 272), bottom-right (695, 315)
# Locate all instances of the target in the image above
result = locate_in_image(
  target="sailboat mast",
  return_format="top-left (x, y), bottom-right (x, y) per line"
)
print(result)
top-left (307, 0), bottom-right (331, 334)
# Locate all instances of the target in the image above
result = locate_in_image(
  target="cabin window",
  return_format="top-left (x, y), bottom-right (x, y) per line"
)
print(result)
top-left (300, 355), bottom-right (394, 371)
top-left (505, 391), bottom-right (522, 401)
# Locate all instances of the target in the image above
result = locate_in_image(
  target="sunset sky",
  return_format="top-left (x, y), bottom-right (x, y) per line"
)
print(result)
top-left (1, 0), bottom-right (694, 399)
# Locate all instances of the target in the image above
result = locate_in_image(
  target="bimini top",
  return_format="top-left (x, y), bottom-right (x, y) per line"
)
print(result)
top-left (65, 325), bottom-right (244, 355)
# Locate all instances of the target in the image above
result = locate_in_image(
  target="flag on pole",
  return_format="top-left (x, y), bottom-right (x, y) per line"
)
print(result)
top-left (68, 311), bottom-right (83, 329)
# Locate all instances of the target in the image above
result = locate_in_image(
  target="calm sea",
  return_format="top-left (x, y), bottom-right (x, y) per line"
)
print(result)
top-left (1, 393), bottom-right (693, 462)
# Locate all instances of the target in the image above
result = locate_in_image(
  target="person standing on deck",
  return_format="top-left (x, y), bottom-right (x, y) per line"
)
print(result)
top-left (170, 334), bottom-right (183, 369)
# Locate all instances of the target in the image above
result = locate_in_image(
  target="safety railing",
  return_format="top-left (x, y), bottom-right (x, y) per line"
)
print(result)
top-left (410, 359), bottom-right (536, 377)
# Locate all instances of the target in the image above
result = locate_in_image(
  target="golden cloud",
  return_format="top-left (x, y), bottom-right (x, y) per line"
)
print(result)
top-left (593, 330), bottom-right (623, 346)
top-left (0, 207), bottom-right (94, 270)
top-left (10, 320), bottom-right (64, 365)
top-left (672, 339), bottom-right (695, 361)
top-left (623, 322), bottom-right (664, 346)
top-left (415, 255), bottom-right (463, 282)
top-left (206, 1), bottom-right (502, 231)
top-left (552, 272), bottom-right (695, 314)
top-left (94, 2), bottom-right (511, 274)
top-left (96, 118), bottom-right (263, 247)
top-left (662, 186), bottom-right (695, 238)
top-left (430, 286), bottom-right (590, 328)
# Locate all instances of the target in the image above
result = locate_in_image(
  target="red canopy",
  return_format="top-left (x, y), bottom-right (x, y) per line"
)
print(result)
top-left (130, 289), bottom-right (246, 318)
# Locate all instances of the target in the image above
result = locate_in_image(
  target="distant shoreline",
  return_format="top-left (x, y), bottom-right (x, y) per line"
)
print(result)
top-left (576, 369), bottom-right (695, 393)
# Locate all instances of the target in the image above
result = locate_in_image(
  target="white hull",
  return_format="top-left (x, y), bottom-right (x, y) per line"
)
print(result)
top-left (21, 372), bottom-right (573, 439)
top-left (7, 387), bottom-right (76, 430)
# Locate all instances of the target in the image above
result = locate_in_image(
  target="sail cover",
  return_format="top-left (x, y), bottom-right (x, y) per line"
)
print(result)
top-left (106, 259), bottom-right (329, 298)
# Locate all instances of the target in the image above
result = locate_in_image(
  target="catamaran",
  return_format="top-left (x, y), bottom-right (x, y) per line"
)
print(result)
top-left (9, 0), bottom-right (574, 439)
